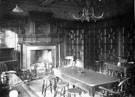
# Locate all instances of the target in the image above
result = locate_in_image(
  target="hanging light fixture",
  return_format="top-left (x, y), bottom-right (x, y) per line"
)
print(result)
top-left (73, 0), bottom-right (104, 22)
top-left (12, 4), bottom-right (23, 13)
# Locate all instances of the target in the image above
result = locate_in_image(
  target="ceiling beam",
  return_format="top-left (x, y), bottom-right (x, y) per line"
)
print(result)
top-left (40, 0), bottom-right (55, 6)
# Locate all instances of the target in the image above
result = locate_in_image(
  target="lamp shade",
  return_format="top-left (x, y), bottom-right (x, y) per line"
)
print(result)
top-left (9, 90), bottom-right (18, 97)
top-left (12, 5), bottom-right (23, 13)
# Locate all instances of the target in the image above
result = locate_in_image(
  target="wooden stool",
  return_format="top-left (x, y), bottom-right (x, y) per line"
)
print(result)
top-left (42, 74), bottom-right (56, 97)
top-left (20, 69), bottom-right (31, 82)
top-left (54, 81), bottom-right (69, 97)
top-left (21, 69), bottom-right (27, 81)
top-left (66, 88), bottom-right (83, 97)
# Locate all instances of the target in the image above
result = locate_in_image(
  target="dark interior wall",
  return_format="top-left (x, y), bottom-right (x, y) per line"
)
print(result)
top-left (84, 28), bottom-right (95, 69)
top-left (65, 29), bottom-right (84, 60)
top-left (84, 20), bottom-right (120, 69)
top-left (121, 23), bottom-right (135, 60)
top-left (84, 12), bottom-right (134, 69)
top-left (62, 11), bottom-right (134, 69)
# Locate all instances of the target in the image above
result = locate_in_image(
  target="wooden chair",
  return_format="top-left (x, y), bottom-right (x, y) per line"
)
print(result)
top-left (98, 76), bottom-right (134, 97)
top-left (105, 63), bottom-right (125, 79)
top-left (65, 56), bottom-right (74, 66)
top-left (20, 69), bottom-right (32, 83)
top-left (59, 56), bottom-right (74, 68)
top-left (95, 61), bottom-right (103, 73)
top-left (0, 62), bottom-right (8, 86)
top-left (0, 62), bottom-right (8, 74)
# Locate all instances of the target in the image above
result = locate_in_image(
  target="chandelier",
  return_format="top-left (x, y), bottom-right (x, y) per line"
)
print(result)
top-left (73, 0), bottom-right (104, 22)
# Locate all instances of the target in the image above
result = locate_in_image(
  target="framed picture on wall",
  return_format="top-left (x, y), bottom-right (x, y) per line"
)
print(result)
top-left (35, 20), bottom-right (50, 35)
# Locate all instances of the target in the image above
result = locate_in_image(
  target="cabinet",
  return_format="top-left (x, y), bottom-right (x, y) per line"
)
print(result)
top-left (0, 48), bottom-right (14, 61)
top-left (0, 48), bottom-right (19, 71)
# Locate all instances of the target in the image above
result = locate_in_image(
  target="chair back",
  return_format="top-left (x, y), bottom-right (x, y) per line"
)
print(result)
top-left (106, 64), bottom-right (124, 79)
top-left (117, 76), bottom-right (135, 94)
top-left (0, 62), bottom-right (8, 74)
top-left (75, 59), bottom-right (84, 68)
top-left (60, 56), bottom-right (74, 67)
top-left (65, 56), bottom-right (74, 66)
top-left (98, 76), bottom-right (134, 97)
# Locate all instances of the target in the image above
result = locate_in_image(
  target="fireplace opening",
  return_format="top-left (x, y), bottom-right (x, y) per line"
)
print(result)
top-left (22, 45), bottom-right (56, 72)
top-left (30, 49), bottom-right (54, 78)
top-left (31, 49), bottom-right (52, 65)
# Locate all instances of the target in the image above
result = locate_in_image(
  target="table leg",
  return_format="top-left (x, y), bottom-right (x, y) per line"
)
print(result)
top-left (88, 87), bottom-right (95, 97)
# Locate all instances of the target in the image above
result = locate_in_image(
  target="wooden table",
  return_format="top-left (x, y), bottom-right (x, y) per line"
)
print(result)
top-left (54, 67), bottom-right (119, 97)
top-left (0, 74), bottom-right (39, 97)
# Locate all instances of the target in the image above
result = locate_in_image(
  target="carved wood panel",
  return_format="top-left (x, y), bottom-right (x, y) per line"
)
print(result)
top-left (94, 27), bottom-right (118, 61)
top-left (121, 25), bottom-right (135, 60)
top-left (66, 29), bottom-right (84, 60)
top-left (62, 14), bottom-right (134, 69)
top-left (84, 29), bottom-right (94, 68)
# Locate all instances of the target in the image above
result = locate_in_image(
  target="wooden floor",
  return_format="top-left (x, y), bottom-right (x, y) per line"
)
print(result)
top-left (28, 78), bottom-right (56, 97)
top-left (28, 79), bottom-right (102, 97)
top-left (28, 79), bottom-right (135, 97)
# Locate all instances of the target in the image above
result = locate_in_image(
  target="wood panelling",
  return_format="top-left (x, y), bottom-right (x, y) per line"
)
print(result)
top-left (94, 26), bottom-right (118, 61)
top-left (66, 29), bottom-right (84, 60)
top-left (121, 25), bottom-right (135, 60)
top-left (83, 14), bottom-right (134, 69)
top-left (63, 12), bottom-right (134, 69)
top-left (84, 29), bottom-right (94, 69)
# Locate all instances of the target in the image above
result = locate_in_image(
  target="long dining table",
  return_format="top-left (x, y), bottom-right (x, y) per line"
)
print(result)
top-left (53, 66), bottom-right (119, 97)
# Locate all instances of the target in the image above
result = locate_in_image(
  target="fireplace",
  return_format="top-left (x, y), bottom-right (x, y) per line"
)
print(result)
top-left (22, 44), bottom-right (56, 69)
top-left (31, 49), bottom-right (53, 65)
